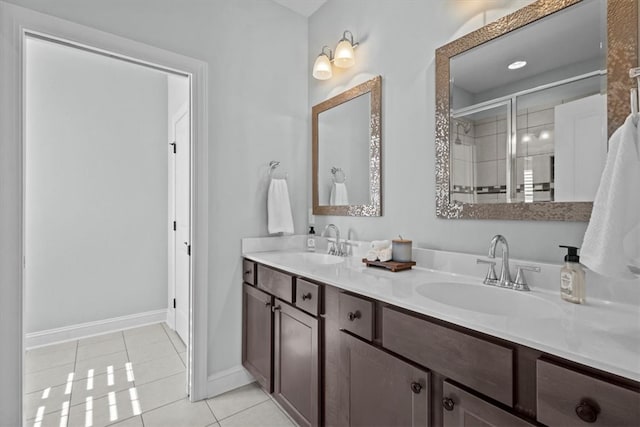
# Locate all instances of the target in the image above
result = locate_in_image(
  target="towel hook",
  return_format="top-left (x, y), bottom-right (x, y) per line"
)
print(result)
top-left (269, 160), bottom-right (287, 179)
top-left (331, 166), bottom-right (346, 183)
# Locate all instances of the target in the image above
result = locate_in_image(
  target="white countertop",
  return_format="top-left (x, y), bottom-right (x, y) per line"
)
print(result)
top-left (243, 247), bottom-right (640, 383)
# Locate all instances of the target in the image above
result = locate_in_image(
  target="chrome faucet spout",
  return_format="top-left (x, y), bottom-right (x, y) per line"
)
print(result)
top-left (488, 235), bottom-right (512, 287)
top-left (322, 224), bottom-right (343, 256)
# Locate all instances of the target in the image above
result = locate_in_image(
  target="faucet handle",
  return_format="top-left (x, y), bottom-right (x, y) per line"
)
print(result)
top-left (513, 265), bottom-right (541, 291)
top-left (477, 258), bottom-right (498, 285)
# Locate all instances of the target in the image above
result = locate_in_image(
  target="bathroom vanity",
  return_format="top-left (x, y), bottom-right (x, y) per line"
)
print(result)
top-left (241, 249), bottom-right (640, 427)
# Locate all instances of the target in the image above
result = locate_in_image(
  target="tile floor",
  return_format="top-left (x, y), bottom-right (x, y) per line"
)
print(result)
top-left (24, 323), bottom-right (296, 427)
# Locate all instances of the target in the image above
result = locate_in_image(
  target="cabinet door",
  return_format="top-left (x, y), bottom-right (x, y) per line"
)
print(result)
top-left (273, 301), bottom-right (320, 427)
top-left (339, 332), bottom-right (430, 427)
top-left (443, 382), bottom-right (534, 427)
top-left (242, 284), bottom-right (273, 392)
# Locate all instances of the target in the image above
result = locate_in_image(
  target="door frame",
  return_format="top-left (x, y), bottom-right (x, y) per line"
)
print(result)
top-left (0, 3), bottom-right (209, 423)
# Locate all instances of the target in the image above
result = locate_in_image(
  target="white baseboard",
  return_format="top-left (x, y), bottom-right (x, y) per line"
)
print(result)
top-left (206, 365), bottom-right (254, 398)
top-left (25, 309), bottom-right (168, 349)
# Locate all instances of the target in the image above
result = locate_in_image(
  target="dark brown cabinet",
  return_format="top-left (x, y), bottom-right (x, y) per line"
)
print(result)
top-left (339, 331), bottom-right (430, 427)
top-left (536, 359), bottom-right (640, 426)
top-left (273, 302), bottom-right (320, 427)
top-left (242, 284), bottom-right (273, 392)
top-left (242, 258), bottom-right (640, 427)
top-left (442, 381), bottom-right (534, 427)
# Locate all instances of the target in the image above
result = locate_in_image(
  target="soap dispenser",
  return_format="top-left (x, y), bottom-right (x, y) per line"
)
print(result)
top-left (307, 226), bottom-right (316, 252)
top-left (559, 245), bottom-right (585, 304)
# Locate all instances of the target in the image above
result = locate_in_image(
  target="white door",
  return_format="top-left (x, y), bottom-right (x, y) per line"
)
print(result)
top-left (171, 106), bottom-right (190, 345)
top-left (554, 93), bottom-right (607, 202)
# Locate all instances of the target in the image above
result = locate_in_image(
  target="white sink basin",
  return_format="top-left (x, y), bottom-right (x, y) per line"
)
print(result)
top-left (300, 252), bottom-right (345, 265)
top-left (276, 252), bottom-right (345, 266)
top-left (416, 282), bottom-right (561, 318)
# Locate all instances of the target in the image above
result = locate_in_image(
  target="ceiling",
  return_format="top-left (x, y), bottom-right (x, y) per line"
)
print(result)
top-left (271, 0), bottom-right (326, 17)
top-left (451, 0), bottom-right (605, 99)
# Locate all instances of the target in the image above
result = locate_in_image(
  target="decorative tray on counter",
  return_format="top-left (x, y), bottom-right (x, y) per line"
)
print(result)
top-left (362, 259), bottom-right (416, 272)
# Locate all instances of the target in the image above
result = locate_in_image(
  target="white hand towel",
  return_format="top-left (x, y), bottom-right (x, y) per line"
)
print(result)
top-left (581, 114), bottom-right (640, 279)
top-left (267, 178), bottom-right (294, 235)
top-left (378, 247), bottom-right (393, 262)
top-left (370, 240), bottom-right (392, 250)
top-left (329, 182), bottom-right (349, 205)
top-left (365, 249), bottom-right (379, 262)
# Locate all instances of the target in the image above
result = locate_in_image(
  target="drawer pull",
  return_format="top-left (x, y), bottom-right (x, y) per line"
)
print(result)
top-left (410, 382), bottom-right (422, 394)
top-left (575, 400), bottom-right (599, 423)
top-left (244, 269), bottom-right (252, 275)
top-left (272, 305), bottom-right (281, 312)
top-left (264, 301), bottom-right (271, 307)
top-left (301, 292), bottom-right (312, 301)
top-left (442, 397), bottom-right (455, 412)
top-left (347, 311), bottom-right (361, 321)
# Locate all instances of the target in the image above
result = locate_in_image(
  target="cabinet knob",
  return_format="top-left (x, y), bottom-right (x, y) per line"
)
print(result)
top-left (347, 311), bottom-right (361, 321)
top-left (301, 292), bottom-right (312, 301)
top-left (442, 397), bottom-right (455, 412)
top-left (271, 305), bottom-right (281, 312)
top-left (575, 400), bottom-right (599, 423)
top-left (410, 382), bottom-right (422, 394)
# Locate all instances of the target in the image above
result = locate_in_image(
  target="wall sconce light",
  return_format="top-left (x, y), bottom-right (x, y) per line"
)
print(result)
top-left (312, 30), bottom-right (359, 80)
top-left (312, 46), bottom-right (334, 80)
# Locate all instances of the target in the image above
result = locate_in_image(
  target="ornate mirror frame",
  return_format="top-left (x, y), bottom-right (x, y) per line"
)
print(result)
top-left (435, 0), bottom-right (638, 221)
top-left (312, 75), bottom-right (382, 216)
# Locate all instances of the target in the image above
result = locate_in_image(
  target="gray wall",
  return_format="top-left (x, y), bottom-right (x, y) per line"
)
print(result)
top-left (309, 0), bottom-right (597, 263)
top-left (6, 0), bottom-right (309, 379)
top-left (25, 37), bottom-right (168, 333)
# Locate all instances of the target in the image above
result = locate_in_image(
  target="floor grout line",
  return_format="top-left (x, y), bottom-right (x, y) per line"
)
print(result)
top-left (210, 397), bottom-right (275, 423)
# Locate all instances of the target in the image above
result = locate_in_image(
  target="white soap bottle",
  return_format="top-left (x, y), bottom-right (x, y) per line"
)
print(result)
top-left (559, 245), bottom-right (585, 304)
top-left (307, 226), bottom-right (316, 252)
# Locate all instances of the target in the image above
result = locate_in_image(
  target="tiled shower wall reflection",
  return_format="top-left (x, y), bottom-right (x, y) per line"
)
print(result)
top-left (451, 106), bottom-right (555, 204)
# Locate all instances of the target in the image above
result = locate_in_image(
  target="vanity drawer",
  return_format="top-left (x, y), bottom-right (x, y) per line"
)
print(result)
top-left (257, 264), bottom-right (293, 303)
top-left (382, 306), bottom-right (513, 406)
top-left (443, 381), bottom-right (534, 426)
top-left (537, 360), bottom-right (640, 426)
top-left (243, 259), bottom-right (256, 285)
top-left (339, 293), bottom-right (374, 341)
top-left (295, 278), bottom-right (321, 316)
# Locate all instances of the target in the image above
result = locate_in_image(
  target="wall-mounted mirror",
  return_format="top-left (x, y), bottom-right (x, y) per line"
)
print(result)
top-left (436, 0), bottom-right (637, 221)
top-left (313, 76), bottom-right (382, 216)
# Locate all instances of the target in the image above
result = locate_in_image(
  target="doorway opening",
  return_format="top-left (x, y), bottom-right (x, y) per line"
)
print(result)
top-left (23, 33), bottom-right (194, 423)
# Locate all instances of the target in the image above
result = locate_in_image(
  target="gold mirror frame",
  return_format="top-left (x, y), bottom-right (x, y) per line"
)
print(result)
top-left (435, 0), bottom-right (638, 221)
top-left (312, 76), bottom-right (382, 216)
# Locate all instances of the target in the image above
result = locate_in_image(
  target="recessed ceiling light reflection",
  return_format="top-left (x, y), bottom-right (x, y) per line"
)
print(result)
top-left (539, 130), bottom-right (551, 140)
top-left (508, 60), bottom-right (527, 70)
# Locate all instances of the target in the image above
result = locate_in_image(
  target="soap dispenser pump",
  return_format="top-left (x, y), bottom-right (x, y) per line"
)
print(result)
top-left (559, 245), bottom-right (586, 304)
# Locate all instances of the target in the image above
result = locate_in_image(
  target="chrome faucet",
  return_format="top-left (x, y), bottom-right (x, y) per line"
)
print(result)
top-left (488, 234), bottom-right (513, 288)
top-left (322, 224), bottom-right (344, 256)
